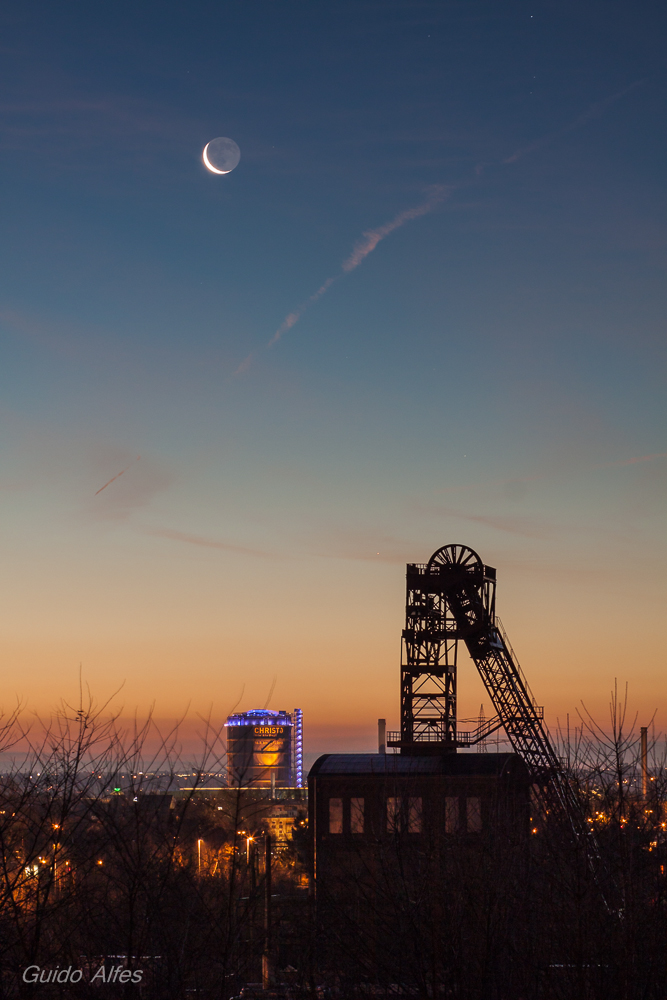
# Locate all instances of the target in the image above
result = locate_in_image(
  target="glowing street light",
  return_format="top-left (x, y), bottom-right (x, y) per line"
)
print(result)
top-left (197, 838), bottom-right (204, 874)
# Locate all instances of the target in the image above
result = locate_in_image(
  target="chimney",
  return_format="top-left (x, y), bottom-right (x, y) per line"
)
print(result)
top-left (378, 718), bottom-right (386, 755)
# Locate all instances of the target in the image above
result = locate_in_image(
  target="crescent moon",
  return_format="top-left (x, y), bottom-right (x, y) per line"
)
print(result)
top-left (203, 142), bottom-right (231, 175)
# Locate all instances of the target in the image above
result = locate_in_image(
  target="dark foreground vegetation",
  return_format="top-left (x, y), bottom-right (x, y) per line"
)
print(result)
top-left (0, 689), bottom-right (665, 1000)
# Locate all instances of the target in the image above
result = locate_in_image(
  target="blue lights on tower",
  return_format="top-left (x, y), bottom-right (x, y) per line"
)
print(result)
top-left (293, 708), bottom-right (303, 788)
top-left (225, 708), bottom-right (304, 786)
top-left (226, 709), bottom-right (293, 727)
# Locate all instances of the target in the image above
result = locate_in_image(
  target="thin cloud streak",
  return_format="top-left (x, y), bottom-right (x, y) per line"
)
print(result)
top-left (142, 526), bottom-right (272, 559)
top-left (87, 453), bottom-right (173, 522)
top-left (420, 506), bottom-right (556, 540)
top-left (267, 186), bottom-right (449, 349)
top-left (340, 186), bottom-right (449, 273)
top-left (432, 450), bottom-right (666, 497)
top-left (594, 451), bottom-right (667, 469)
top-left (268, 276), bottom-right (338, 347)
top-left (233, 351), bottom-right (257, 377)
top-left (95, 456), bottom-right (141, 496)
top-left (504, 79), bottom-right (647, 164)
top-left (233, 80), bottom-right (645, 376)
top-left (311, 525), bottom-right (416, 564)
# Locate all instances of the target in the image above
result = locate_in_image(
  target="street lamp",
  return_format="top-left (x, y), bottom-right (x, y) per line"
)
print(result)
top-left (197, 838), bottom-right (204, 875)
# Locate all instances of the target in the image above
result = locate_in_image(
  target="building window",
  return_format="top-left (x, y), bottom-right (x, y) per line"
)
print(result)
top-left (329, 798), bottom-right (343, 834)
top-left (445, 796), bottom-right (459, 834)
top-left (387, 797), bottom-right (401, 833)
top-left (408, 797), bottom-right (422, 834)
top-left (466, 797), bottom-right (482, 833)
top-left (350, 797), bottom-right (365, 834)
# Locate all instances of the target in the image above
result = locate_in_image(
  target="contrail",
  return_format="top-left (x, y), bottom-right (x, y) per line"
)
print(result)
top-left (341, 187), bottom-right (448, 273)
top-left (94, 456), bottom-right (140, 495)
top-left (233, 351), bottom-right (257, 377)
top-left (269, 276), bottom-right (338, 347)
top-left (268, 186), bottom-right (449, 348)
top-left (504, 79), bottom-right (646, 164)
top-left (232, 80), bottom-right (646, 375)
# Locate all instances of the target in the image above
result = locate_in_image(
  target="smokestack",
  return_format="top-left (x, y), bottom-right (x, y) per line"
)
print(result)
top-left (378, 719), bottom-right (386, 755)
top-left (641, 726), bottom-right (648, 799)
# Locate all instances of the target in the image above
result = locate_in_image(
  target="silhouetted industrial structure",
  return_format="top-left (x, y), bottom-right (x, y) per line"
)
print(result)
top-left (310, 750), bottom-right (530, 842)
top-left (310, 544), bottom-right (598, 935)
top-left (389, 544), bottom-right (545, 756)
top-left (226, 709), bottom-right (303, 788)
top-left (386, 544), bottom-right (592, 842)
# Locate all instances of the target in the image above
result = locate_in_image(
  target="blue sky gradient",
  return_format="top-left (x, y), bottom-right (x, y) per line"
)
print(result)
top-left (0, 1), bottom-right (665, 753)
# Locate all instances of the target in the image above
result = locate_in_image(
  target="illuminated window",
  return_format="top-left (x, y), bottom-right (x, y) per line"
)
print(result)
top-left (387, 797), bottom-right (401, 833)
top-left (466, 797), bottom-right (482, 833)
top-left (408, 797), bottom-right (422, 834)
top-left (350, 797), bottom-right (364, 834)
top-left (329, 798), bottom-right (343, 834)
top-left (445, 797), bottom-right (459, 834)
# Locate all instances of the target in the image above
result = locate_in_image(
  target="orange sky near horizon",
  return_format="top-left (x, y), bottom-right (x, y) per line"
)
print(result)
top-left (1, 0), bottom-right (665, 773)
top-left (1, 521), bottom-right (663, 762)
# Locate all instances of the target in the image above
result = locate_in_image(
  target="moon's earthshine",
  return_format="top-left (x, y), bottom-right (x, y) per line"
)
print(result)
top-left (203, 137), bottom-right (241, 174)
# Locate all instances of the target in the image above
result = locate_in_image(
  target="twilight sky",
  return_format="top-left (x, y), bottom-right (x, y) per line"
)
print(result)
top-left (0, 1), bottom-right (665, 759)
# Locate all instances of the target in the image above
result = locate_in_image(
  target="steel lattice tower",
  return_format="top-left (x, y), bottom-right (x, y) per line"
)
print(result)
top-left (387, 543), bottom-right (606, 900)
top-left (391, 545), bottom-right (496, 754)
top-left (388, 545), bottom-right (590, 829)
